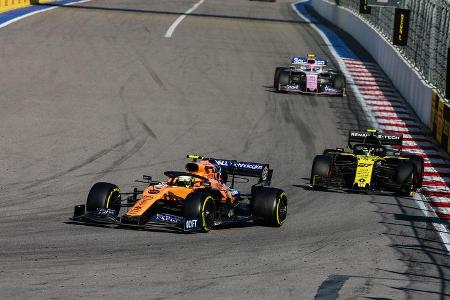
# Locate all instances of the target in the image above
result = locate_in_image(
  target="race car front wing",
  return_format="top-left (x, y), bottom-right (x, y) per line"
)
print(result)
top-left (278, 83), bottom-right (344, 96)
top-left (69, 205), bottom-right (201, 232)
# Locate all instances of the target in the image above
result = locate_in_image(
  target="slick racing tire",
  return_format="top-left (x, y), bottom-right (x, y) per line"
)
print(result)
top-left (333, 75), bottom-right (345, 96)
top-left (328, 69), bottom-right (345, 95)
top-left (310, 155), bottom-right (331, 188)
top-left (86, 182), bottom-right (121, 216)
top-left (276, 70), bottom-right (290, 92)
top-left (251, 187), bottom-right (287, 227)
top-left (396, 161), bottom-right (415, 195)
top-left (407, 155), bottom-right (424, 189)
top-left (184, 192), bottom-right (216, 233)
top-left (274, 67), bottom-right (285, 89)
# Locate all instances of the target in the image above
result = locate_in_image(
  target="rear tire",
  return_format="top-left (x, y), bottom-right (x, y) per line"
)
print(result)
top-left (86, 182), bottom-right (121, 216)
top-left (310, 155), bottom-right (331, 187)
top-left (184, 192), bottom-right (216, 232)
top-left (408, 155), bottom-right (424, 188)
top-left (251, 187), bottom-right (287, 227)
top-left (397, 161), bottom-right (415, 195)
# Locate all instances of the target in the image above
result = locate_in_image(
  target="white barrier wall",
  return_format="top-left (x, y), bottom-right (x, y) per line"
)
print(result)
top-left (311, 0), bottom-right (432, 125)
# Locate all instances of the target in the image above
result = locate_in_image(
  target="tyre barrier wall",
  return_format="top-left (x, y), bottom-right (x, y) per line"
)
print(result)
top-left (310, 0), bottom-right (433, 126)
top-left (0, 0), bottom-right (54, 13)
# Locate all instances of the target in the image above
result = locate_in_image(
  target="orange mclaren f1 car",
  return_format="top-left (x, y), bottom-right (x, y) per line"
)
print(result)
top-left (70, 155), bottom-right (287, 232)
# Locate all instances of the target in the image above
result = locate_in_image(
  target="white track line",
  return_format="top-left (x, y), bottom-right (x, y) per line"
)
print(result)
top-left (0, 0), bottom-right (91, 29)
top-left (291, 0), bottom-right (450, 253)
top-left (415, 193), bottom-right (450, 253)
top-left (165, 0), bottom-right (205, 38)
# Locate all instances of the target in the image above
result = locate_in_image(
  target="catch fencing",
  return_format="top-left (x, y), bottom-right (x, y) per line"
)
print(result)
top-left (338, 0), bottom-right (450, 99)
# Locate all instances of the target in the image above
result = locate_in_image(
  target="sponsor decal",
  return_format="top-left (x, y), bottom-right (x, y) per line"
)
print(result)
top-left (393, 8), bottom-right (411, 46)
top-left (234, 162), bottom-right (264, 170)
top-left (378, 134), bottom-right (400, 140)
top-left (95, 208), bottom-right (117, 216)
top-left (184, 219), bottom-right (198, 229)
top-left (287, 84), bottom-right (299, 89)
top-left (350, 132), bottom-right (369, 137)
top-left (154, 213), bottom-right (182, 224)
top-left (358, 163), bottom-right (372, 168)
top-left (351, 132), bottom-right (401, 141)
top-left (324, 86), bottom-right (337, 92)
top-left (214, 160), bottom-right (264, 170)
top-left (214, 159), bottom-right (232, 167)
top-left (316, 59), bottom-right (326, 65)
top-left (359, 0), bottom-right (371, 14)
top-left (291, 57), bottom-right (306, 64)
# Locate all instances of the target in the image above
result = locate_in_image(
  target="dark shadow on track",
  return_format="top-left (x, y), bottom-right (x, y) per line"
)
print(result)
top-left (378, 195), bottom-right (450, 299)
top-left (393, 213), bottom-right (450, 225)
top-left (379, 221), bottom-right (449, 234)
top-left (314, 275), bottom-right (349, 300)
top-left (36, 3), bottom-right (311, 25)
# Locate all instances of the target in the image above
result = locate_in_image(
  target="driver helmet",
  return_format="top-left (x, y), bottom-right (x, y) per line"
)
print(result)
top-left (361, 147), bottom-right (371, 155)
top-left (307, 53), bottom-right (316, 64)
top-left (176, 175), bottom-right (193, 187)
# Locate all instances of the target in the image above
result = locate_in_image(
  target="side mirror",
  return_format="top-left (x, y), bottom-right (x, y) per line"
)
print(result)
top-left (201, 181), bottom-right (211, 188)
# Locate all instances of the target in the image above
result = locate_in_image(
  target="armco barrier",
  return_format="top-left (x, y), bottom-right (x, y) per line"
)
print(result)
top-left (310, 0), bottom-right (433, 126)
top-left (0, 0), bottom-right (54, 13)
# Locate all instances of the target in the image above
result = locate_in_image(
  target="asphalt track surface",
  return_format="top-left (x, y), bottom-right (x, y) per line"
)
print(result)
top-left (0, 0), bottom-right (448, 299)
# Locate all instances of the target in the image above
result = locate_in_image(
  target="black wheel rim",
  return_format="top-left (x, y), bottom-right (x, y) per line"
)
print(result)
top-left (278, 195), bottom-right (287, 223)
top-left (202, 197), bottom-right (216, 230)
top-left (108, 191), bottom-right (121, 213)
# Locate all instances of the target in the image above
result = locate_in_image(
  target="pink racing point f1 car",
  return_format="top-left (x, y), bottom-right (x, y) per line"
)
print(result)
top-left (274, 54), bottom-right (346, 96)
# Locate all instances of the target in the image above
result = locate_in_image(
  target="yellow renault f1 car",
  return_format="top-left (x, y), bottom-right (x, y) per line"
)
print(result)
top-left (70, 155), bottom-right (287, 232)
top-left (310, 130), bottom-right (424, 195)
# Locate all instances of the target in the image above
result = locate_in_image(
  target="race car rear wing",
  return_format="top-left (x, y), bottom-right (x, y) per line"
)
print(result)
top-left (348, 130), bottom-right (403, 147)
top-left (187, 155), bottom-right (273, 186)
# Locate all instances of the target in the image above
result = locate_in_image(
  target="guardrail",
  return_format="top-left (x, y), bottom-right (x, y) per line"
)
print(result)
top-left (338, 0), bottom-right (450, 101)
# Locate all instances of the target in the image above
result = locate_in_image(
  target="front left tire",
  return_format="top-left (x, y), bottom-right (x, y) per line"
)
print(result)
top-left (86, 182), bottom-right (121, 217)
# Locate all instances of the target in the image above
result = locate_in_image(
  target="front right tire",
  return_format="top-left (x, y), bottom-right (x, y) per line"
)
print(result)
top-left (86, 182), bottom-right (121, 216)
top-left (184, 192), bottom-right (216, 233)
top-left (310, 155), bottom-right (332, 188)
